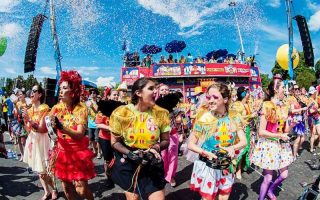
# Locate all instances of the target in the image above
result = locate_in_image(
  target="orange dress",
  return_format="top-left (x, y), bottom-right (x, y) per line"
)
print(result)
top-left (50, 102), bottom-right (96, 182)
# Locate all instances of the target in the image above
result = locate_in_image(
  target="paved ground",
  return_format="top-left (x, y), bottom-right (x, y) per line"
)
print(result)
top-left (0, 131), bottom-right (319, 200)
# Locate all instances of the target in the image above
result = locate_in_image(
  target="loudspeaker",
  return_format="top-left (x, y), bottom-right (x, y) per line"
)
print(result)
top-left (24, 14), bottom-right (46, 73)
top-left (43, 78), bottom-right (58, 108)
top-left (295, 15), bottom-right (314, 67)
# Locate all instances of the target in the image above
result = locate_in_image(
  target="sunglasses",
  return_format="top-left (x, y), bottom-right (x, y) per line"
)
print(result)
top-left (32, 89), bottom-right (38, 93)
top-left (205, 94), bottom-right (220, 100)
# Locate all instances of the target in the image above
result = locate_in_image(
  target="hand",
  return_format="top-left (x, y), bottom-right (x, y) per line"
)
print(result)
top-left (205, 151), bottom-right (217, 160)
top-left (221, 146), bottom-right (235, 158)
top-left (280, 133), bottom-right (289, 141)
top-left (127, 150), bottom-right (143, 164)
top-left (146, 148), bottom-right (161, 160)
top-left (21, 108), bottom-right (28, 118)
top-left (302, 107), bottom-right (308, 111)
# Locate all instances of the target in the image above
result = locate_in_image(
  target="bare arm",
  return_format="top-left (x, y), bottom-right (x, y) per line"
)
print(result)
top-left (187, 132), bottom-right (217, 159)
top-left (110, 133), bottom-right (130, 155)
top-left (96, 123), bottom-right (109, 130)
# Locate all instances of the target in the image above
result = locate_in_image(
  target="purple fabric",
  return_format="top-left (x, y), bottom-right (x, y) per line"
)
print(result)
top-left (259, 170), bottom-right (273, 200)
top-left (293, 121), bottom-right (306, 135)
top-left (267, 168), bottom-right (288, 199)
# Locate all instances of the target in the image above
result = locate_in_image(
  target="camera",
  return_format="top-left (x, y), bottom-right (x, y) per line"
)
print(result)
top-left (201, 149), bottom-right (231, 170)
top-left (280, 133), bottom-right (297, 143)
top-left (141, 151), bottom-right (162, 167)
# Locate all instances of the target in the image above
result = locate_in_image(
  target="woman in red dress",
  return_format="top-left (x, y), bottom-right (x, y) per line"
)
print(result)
top-left (48, 70), bottom-right (95, 200)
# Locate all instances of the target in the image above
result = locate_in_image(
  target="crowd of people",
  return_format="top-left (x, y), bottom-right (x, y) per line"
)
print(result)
top-left (123, 52), bottom-right (248, 68)
top-left (0, 71), bottom-right (320, 200)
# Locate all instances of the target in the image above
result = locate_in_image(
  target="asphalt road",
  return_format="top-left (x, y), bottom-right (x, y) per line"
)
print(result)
top-left (0, 132), bottom-right (319, 200)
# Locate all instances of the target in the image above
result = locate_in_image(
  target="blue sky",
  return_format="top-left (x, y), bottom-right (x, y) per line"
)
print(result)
top-left (0, 0), bottom-right (319, 87)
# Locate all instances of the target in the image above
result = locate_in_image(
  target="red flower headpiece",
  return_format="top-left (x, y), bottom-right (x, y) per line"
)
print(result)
top-left (59, 70), bottom-right (82, 105)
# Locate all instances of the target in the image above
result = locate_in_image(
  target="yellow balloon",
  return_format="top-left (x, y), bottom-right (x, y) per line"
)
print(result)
top-left (276, 44), bottom-right (299, 70)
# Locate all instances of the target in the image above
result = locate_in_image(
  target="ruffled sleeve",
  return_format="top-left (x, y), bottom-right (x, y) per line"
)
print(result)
top-left (109, 105), bottom-right (134, 137)
top-left (39, 104), bottom-right (50, 115)
top-left (192, 106), bottom-right (217, 139)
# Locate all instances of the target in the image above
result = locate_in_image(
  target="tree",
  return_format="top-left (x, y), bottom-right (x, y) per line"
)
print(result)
top-left (24, 74), bottom-right (39, 91)
top-left (271, 52), bottom-right (316, 88)
top-left (260, 73), bottom-right (272, 89)
top-left (271, 62), bottom-right (289, 79)
top-left (315, 59), bottom-right (320, 79)
top-left (296, 68), bottom-right (316, 89)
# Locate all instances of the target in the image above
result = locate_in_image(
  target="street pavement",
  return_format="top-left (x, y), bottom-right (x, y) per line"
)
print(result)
top-left (0, 131), bottom-right (319, 200)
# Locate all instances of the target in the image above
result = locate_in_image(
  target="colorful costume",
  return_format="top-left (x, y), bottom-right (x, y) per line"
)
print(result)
top-left (87, 100), bottom-right (99, 143)
top-left (251, 101), bottom-right (293, 170)
top-left (230, 101), bottom-right (253, 170)
top-left (289, 96), bottom-right (307, 135)
top-left (96, 113), bottom-right (114, 164)
top-left (23, 104), bottom-right (51, 173)
top-left (109, 104), bottom-right (170, 199)
top-left (49, 102), bottom-right (96, 182)
top-left (190, 106), bottom-right (242, 200)
top-left (11, 101), bottom-right (28, 137)
top-left (161, 110), bottom-right (184, 183)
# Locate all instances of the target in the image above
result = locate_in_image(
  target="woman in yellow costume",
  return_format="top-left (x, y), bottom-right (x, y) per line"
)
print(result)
top-left (230, 86), bottom-right (256, 180)
top-left (109, 77), bottom-right (170, 200)
top-left (251, 77), bottom-right (294, 200)
top-left (23, 84), bottom-right (58, 200)
top-left (188, 83), bottom-right (247, 200)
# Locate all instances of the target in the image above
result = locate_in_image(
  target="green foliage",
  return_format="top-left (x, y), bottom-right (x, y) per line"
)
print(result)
top-left (315, 59), bottom-right (320, 79)
top-left (3, 75), bottom-right (39, 95)
top-left (296, 68), bottom-right (316, 89)
top-left (24, 75), bottom-right (39, 91)
top-left (271, 52), bottom-right (316, 88)
top-left (97, 87), bottom-right (105, 96)
top-left (260, 73), bottom-right (272, 89)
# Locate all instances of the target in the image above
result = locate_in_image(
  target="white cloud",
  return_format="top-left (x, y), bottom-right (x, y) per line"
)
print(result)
top-left (306, 0), bottom-right (320, 12)
top-left (267, 0), bottom-right (281, 8)
top-left (95, 76), bottom-right (116, 87)
top-left (257, 24), bottom-right (287, 41)
top-left (137, 0), bottom-right (236, 37)
top-left (39, 66), bottom-right (56, 75)
top-left (4, 67), bottom-right (16, 74)
top-left (0, 0), bottom-right (20, 13)
top-left (308, 10), bottom-right (320, 32)
top-left (0, 23), bottom-right (23, 38)
top-left (71, 66), bottom-right (100, 76)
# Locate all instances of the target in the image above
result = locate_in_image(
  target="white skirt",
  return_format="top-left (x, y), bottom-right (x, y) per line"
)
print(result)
top-left (251, 138), bottom-right (293, 170)
top-left (23, 131), bottom-right (52, 173)
top-left (190, 160), bottom-right (234, 200)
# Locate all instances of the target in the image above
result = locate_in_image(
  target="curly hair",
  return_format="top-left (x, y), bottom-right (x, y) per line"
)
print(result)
top-left (59, 70), bottom-right (82, 105)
